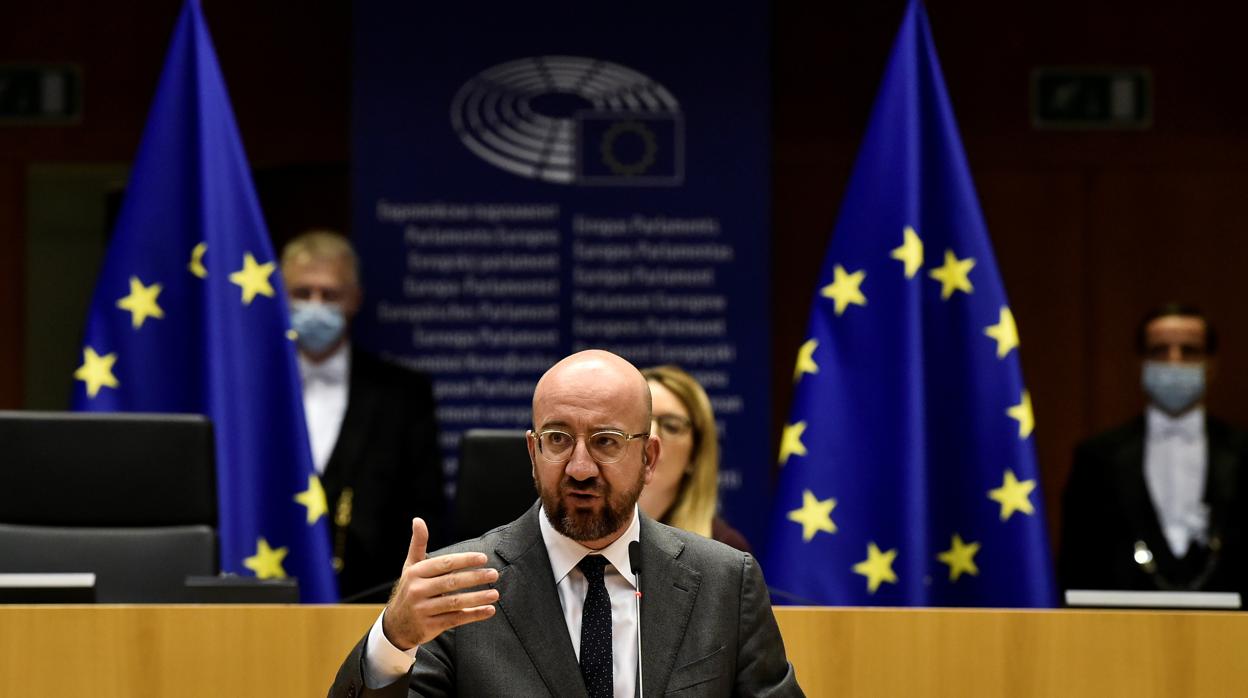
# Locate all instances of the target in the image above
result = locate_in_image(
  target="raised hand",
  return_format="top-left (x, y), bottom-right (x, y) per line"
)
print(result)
top-left (381, 518), bottom-right (500, 650)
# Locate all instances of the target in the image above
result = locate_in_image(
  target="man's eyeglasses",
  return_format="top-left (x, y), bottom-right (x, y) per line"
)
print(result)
top-left (533, 429), bottom-right (649, 464)
top-left (652, 414), bottom-right (693, 438)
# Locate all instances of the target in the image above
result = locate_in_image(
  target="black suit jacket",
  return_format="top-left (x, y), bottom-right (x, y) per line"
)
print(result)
top-left (328, 504), bottom-right (803, 697)
top-left (322, 350), bottom-right (445, 601)
top-left (1058, 415), bottom-right (1248, 596)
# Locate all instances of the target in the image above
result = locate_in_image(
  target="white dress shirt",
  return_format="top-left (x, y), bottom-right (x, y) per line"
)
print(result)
top-left (297, 344), bottom-right (350, 474)
top-left (363, 506), bottom-right (642, 697)
top-left (1144, 405), bottom-right (1209, 558)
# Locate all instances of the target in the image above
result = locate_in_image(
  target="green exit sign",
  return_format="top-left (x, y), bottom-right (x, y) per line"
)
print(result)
top-left (1031, 68), bottom-right (1151, 130)
top-left (0, 65), bottom-right (82, 124)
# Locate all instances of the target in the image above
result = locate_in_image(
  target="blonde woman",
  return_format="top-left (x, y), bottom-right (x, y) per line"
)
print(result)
top-left (640, 365), bottom-right (750, 552)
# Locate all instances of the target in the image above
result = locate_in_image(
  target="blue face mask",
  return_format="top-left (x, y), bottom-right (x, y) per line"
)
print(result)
top-left (1141, 361), bottom-right (1205, 415)
top-left (290, 301), bottom-right (346, 355)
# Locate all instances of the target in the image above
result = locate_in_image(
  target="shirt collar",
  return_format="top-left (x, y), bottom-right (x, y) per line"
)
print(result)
top-left (538, 503), bottom-right (640, 590)
top-left (298, 343), bottom-right (351, 386)
top-left (1147, 404), bottom-right (1204, 442)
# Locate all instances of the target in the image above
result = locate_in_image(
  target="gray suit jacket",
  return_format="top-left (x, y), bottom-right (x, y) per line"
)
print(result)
top-left (328, 504), bottom-right (802, 697)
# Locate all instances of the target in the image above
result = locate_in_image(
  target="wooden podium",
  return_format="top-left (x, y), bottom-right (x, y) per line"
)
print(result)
top-left (1, 605), bottom-right (1245, 696)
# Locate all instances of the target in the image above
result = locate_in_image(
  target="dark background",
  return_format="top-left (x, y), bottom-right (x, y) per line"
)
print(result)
top-left (3, 1), bottom-right (1246, 551)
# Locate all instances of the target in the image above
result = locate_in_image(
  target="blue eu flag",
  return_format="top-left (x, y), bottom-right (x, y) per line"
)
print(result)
top-left (764, 0), bottom-right (1055, 607)
top-left (72, 0), bottom-right (337, 602)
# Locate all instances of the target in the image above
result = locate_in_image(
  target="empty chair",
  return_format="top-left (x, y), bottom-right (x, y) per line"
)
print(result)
top-left (0, 411), bottom-right (218, 602)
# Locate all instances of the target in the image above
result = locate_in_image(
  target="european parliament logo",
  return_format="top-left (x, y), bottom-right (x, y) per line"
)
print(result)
top-left (450, 56), bottom-right (684, 186)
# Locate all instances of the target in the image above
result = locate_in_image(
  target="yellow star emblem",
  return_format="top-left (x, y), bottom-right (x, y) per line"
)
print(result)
top-left (294, 474), bottom-right (329, 525)
top-left (988, 469), bottom-right (1037, 521)
top-left (984, 306), bottom-right (1019, 359)
top-left (115, 276), bottom-right (165, 329)
top-left (820, 265), bottom-right (867, 316)
top-left (74, 346), bottom-right (119, 398)
top-left (228, 253), bottom-right (276, 305)
top-left (787, 489), bottom-right (837, 542)
top-left (928, 249), bottom-right (975, 299)
top-left (793, 339), bottom-right (819, 382)
top-left (890, 225), bottom-right (924, 279)
top-left (852, 542), bottom-right (898, 593)
top-left (1007, 390), bottom-right (1034, 439)
top-left (243, 537), bottom-right (289, 579)
top-left (778, 421), bottom-right (808, 465)
top-left (188, 242), bottom-right (208, 279)
top-left (937, 534), bottom-right (981, 581)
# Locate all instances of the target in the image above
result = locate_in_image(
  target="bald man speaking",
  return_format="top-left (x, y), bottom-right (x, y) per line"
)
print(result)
top-left (328, 350), bottom-right (802, 697)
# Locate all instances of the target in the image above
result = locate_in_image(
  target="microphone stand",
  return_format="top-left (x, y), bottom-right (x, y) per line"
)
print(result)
top-left (629, 540), bottom-right (644, 698)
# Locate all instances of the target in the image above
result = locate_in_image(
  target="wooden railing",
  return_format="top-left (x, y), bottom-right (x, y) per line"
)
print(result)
top-left (1, 605), bottom-right (1245, 696)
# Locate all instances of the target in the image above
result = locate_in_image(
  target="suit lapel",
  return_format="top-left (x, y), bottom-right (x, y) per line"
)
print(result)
top-left (1112, 418), bottom-right (1175, 566)
top-left (1204, 418), bottom-right (1239, 546)
top-left (638, 516), bottom-right (701, 698)
top-left (324, 352), bottom-right (378, 489)
top-left (494, 505), bottom-right (584, 698)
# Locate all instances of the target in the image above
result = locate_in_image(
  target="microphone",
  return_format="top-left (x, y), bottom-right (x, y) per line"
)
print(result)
top-left (629, 541), bottom-right (643, 698)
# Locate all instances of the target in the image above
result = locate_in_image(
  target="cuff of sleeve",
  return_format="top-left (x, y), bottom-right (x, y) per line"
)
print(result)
top-left (363, 608), bottom-right (419, 689)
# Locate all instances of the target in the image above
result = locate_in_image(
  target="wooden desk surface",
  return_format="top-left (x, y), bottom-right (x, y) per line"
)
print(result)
top-left (1, 605), bottom-right (1245, 697)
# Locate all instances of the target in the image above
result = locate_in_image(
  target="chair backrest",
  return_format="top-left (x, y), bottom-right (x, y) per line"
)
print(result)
top-left (0, 411), bottom-right (219, 602)
top-left (0, 524), bottom-right (216, 602)
top-left (0, 411), bottom-right (216, 526)
top-left (454, 429), bottom-right (537, 540)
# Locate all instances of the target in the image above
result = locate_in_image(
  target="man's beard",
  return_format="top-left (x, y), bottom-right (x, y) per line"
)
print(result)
top-left (536, 468), bottom-right (645, 543)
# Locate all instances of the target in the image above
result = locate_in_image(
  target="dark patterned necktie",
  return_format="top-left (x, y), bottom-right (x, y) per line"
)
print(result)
top-left (578, 555), bottom-right (612, 698)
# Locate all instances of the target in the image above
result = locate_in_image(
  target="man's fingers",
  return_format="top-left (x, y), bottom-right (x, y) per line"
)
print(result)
top-left (405, 518), bottom-right (429, 567)
top-left (428, 588), bottom-right (500, 615)
top-left (411, 551), bottom-right (491, 579)
top-left (429, 605), bottom-right (497, 634)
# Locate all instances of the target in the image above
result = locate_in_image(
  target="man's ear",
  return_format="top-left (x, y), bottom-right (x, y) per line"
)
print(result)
top-left (525, 430), bottom-right (539, 477)
top-left (642, 435), bottom-right (660, 485)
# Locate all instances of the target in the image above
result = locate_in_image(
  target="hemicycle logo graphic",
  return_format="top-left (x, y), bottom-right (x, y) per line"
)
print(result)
top-left (450, 56), bottom-right (684, 186)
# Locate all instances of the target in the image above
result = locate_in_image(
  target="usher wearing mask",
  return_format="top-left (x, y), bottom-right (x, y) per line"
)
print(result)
top-left (1059, 303), bottom-right (1248, 597)
top-left (281, 230), bottom-right (445, 601)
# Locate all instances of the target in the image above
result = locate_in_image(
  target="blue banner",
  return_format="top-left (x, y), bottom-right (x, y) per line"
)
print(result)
top-left (764, 0), bottom-right (1056, 606)
top-left (73, 0), bottom-right (336, 602)
top-left (353, 4), bottom-right (772, 543)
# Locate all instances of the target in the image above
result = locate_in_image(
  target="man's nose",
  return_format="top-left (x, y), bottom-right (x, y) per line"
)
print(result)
top-left (564, 438), bottom-right (600, 481)
top-left (1165, 344), bottom-right (1184, 363)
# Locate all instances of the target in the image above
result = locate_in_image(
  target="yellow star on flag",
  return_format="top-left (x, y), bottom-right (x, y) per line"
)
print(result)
top-left (1007, 390), bottom-right (1034, 439)
top-left (937, 534), bottom-right (981, 581)
top-left (115, 276), bottom-right (165, 329)
top-left (928, 249), bottom-right (975, 299)
top-left (243, 537), bottom-right (289, 579)
top-left (229, 253), bottom-right (276, 305)
top-left (74, 346), bottom-right (119, 398)
top-left (787, 489), bottom-right (837, 542)
top-left (778, 421), bottom-right (808, 465)
top-left (793, 339), bottom-right (819, 382)
top-left (820, 265), bottom-right (867, 316)
top-left (988, 469), bottom-right (1037, 521)
top-left (294, 474), bottom-right (329, 525)
top-left (890, 225), bottom-right (924, 279)
top-left (984, 306), bottom-right (1019, 359)
top-left (188, 242), bottom-right (208, 279)
top-left (853, 542), bottom-right (898, 593)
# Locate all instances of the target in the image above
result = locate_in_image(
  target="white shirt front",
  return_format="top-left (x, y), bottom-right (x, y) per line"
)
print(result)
top-left (539, 504), bottom-right (640, 698)
top-left (1144, 405), bottom-right (1209, 558)
top-left (363, 506), bottom-right (642, 697)
top-left (297, 343), bottom-right (350, 474)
